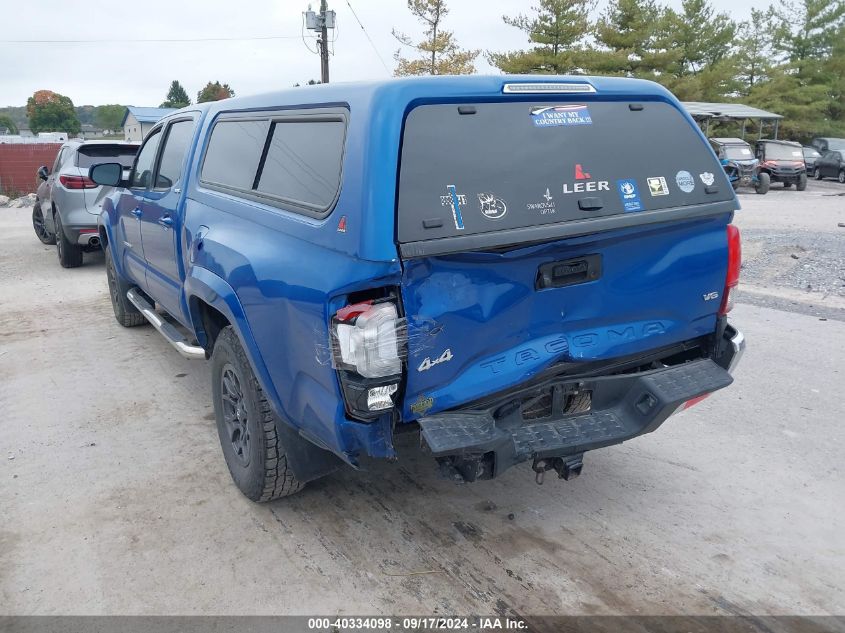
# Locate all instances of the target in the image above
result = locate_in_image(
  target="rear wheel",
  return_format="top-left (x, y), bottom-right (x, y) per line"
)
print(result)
top-left (32, 204), bottom-right (56, 245)
top-left (211, 326), bottom-right (304, 502)
top-left (104, 246), bottom-right (146, 327)
top-left (755, 172), bottom-right (770, 194)
top-left (54, 212), bottom-right (83, 268)
top-left (815, 167), bottom-right (823, 180)
top-left (839, 170), bottom-right (845, 184)
top-left (797, 173), bottom-right (807, 191)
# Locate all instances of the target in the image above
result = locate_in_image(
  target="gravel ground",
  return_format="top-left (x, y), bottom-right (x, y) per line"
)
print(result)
top-left (1, 186), bottom-right (844, 618)
top-left (732, 179), bottom-right (845, 320)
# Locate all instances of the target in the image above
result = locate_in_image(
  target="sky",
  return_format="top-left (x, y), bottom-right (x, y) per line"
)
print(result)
top-left (1, 0), bottom-right (759, 108)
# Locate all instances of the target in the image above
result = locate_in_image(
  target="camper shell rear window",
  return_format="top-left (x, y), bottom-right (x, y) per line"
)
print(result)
top-left (397, 100), bottom-right (733, 247)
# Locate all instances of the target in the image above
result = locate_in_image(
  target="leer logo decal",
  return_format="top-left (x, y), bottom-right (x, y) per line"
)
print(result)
top-left (563, 164), bottom-right (609, 194)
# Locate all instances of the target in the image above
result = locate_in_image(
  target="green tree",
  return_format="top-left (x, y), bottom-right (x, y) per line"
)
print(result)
top-left (393, 0), bottom-right (479, 75)
top-left (95, 104), bottom-right (126, 132)
top-left (26, 90), bottom-right (81, 135)
top-left (771, 0), bottom-right (845, 72)
top-left (488, 0), bottom-right (593, 74)
top-left (585, 0), bottom-right (673, 77)
top-left (197, 81), bottom-right (235, 103)
top-left (655, 0), bottom-right (737, 99)
top-left (823, 25), bottom-right (845, 127)
top-left (0, 115), bottom-right (18, 134)
top-left (732, 8), bottom-right (777, 95)
top-left (161, 80), bottom-right (191, 108)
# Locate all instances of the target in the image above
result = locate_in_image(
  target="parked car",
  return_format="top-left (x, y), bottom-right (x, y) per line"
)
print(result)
top-left (813, 150), bottom-right (845, 183)
top-left (754, 139), bottom-right (807, 190)
top-left (811, 137), bottom-right (845, 153)
top-left (34, 140), bottom-right (138, 267)
top-left (89, 76), bottom-right (745, 502)
top-left (802, 146), bottom-right (822, 171)
top-left (709, 137), bottom-right (769, 194)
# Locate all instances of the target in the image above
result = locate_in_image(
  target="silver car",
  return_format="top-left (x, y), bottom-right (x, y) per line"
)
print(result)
top-left (34, 140), bottom-right (138, 268)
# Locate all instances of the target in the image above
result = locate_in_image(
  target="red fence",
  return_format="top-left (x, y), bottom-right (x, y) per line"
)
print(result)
top-left (0, 144), bottom-right (62, 196)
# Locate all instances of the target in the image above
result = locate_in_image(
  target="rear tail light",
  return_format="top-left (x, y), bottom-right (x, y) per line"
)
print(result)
top-left (333, 301), bottom-right (401, 378)
top-left (59, 175), bottom-right (97, 189)
top-left (331, 298), bottom-right (404, 419)
top-left (719, 225), bottom-right (741, 316)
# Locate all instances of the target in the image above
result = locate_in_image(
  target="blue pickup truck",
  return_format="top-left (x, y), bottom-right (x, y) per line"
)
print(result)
top-left (89, 76), bottom-right (745, 501)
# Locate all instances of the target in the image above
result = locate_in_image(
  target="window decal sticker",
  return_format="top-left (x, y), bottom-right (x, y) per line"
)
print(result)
top-left (700, 172), bottom-right (715, 186)
top-left (439, 185), bottom-right (466, 230)
top-left (647, 176), bottom-right (670, 196)
top-left (616, 179), bottom-right (643, 212)
top-left (477, 192), bottom-right (507, 220)
top-left (530, 104), bottom-right (592, 127)
top-left (675, 170), bottom-right (695, 193)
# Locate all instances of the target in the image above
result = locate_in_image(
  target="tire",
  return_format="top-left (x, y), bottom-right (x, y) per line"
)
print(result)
top-left (211, 326), bottom-right (304, 502)
top-left (797, 173), bottom-right (807, 191)
top-left (755, 172), bottom-right (770, 194)
top-left (104, 246), bottom-right (146, 327)
top-left (815, 167), bottom-right (823, 180)
top-left (839, 170), bottom-right (845, 184)
top-left (54, 212), bottom-right (83, 268)
top-left (32, 204), bottom-right (56, 245)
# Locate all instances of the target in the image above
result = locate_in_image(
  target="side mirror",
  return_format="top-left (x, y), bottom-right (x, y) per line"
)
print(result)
top-left (37, 165), bottom-right (49, 181)
top-left (89, 162), bottom-right (123, 187)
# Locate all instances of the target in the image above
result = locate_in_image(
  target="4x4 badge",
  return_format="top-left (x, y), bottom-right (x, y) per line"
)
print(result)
top-left (418, 348), bottom-right (453, 372)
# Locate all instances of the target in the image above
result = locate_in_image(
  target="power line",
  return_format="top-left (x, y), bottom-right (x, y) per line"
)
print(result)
top-left (344, 0), bottom-right (391, 75)
top-left (0, 35), bottom-right (302, 44)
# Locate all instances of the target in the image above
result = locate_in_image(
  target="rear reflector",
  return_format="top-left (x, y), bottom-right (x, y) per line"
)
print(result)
top-left (59, 174), bottom-right (97, 189)
top-left (683, 393), bottom-right (710, 409)
top-left (719, 225), bottom-right (741, 315)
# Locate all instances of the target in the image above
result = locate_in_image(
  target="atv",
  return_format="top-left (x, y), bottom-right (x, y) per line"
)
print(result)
top-left (709, 137), bottom-right (769, 195)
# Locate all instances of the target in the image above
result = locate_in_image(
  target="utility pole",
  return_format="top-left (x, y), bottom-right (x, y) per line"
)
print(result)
top-left (304, 1), bottom-right (335, 84)
top-left (319, 0), bottom-right (330, 84)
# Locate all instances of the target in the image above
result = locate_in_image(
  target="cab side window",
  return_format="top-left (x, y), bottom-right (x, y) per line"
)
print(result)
top-left (154, 120), bottom-right (194, 190)
top-left (130, 129), bottom-right (163, 189)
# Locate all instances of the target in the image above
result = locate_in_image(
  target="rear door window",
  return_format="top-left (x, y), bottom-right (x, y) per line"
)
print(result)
top-left (397, 101), bottom-right (732, 243)
top-left (200, 120), bottom-right (269, 190)
top-left (154, 120), bottom-right (195, 190)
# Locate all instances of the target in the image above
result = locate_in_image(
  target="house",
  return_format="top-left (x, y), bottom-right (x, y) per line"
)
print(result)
top-left (122, 107), bottom-right (176, 142)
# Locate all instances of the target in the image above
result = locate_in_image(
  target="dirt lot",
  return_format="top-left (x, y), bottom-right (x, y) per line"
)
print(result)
top-left (1, 181), bottom-right (844, 617)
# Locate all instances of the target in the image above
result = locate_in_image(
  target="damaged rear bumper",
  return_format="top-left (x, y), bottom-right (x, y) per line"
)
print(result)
top-left (418, 326), bottom-right (745, 482)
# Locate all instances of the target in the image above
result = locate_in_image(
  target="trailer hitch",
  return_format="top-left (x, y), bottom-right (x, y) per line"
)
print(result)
top-left (532, 454), bottom-right (584, 485)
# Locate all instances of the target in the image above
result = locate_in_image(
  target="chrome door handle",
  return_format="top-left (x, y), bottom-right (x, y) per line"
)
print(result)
top-left (158, 216), bottom-right (173, 228)
top-left (131, 208), bottom-right (142, 218)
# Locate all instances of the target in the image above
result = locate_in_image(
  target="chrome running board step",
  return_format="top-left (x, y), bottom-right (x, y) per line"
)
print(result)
top-left (126, 288), bottom-right (206, 360)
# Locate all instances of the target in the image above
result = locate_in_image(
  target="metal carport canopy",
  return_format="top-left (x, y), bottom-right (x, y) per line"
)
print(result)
top-left (682, 102), bottom-right (784, 139)
top-left (682, 102), bottom-right (783, 120)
